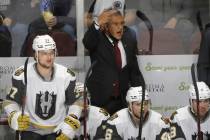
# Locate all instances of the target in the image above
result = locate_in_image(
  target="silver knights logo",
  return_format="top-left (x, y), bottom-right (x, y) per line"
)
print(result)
top-left (35, 91), bottom-right (56, 119)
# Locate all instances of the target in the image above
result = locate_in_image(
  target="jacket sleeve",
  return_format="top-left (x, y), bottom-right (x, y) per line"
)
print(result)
top-left (197, 27), bottom-right (210, 86)
top-left (82, 23), bottom-right (101, 51)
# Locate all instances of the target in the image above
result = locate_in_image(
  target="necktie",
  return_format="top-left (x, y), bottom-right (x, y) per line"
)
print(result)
top-left (113, 41), bottom-right (122, 70)
top-left (113, 41), bottom-right (121, 97)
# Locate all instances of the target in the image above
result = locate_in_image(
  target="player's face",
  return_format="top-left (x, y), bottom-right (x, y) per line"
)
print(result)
top-left (131, 100), bottom-right (149, 119)
top-left (108, 14), bottom-right (125, 40)
top-left (37, 49), bottom-right (55, 69)
top-left (192, 99), bottom-right (210, 118)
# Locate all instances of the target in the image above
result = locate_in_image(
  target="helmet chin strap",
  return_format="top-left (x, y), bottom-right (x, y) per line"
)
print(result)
top-left (35, 51), bottom-right (39, 63)
top-left (128, 104), bottom-right (141, 126)
top-left (190, 99), bottom-right (199, 115)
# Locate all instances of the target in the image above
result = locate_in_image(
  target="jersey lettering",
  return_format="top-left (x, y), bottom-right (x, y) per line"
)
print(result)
top-left (170, 123), bottom-right (186, 139)
top-left (160, 132), bottom-right (170, 140)
top-left (170, 126), bottom-right (176, 138)
top-left (105, 128), bottom-right (113, 140)
top-left (8, 87), bottom-right (18, 99)
top-left (99, 108), bottom-right (109, 116)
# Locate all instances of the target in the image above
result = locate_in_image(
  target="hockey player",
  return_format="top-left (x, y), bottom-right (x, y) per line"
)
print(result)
top-left (94, 86), bottom-right (170, 140)
top-left (72, 82), bottom-right (110, 139)
top-left (170, 81), bottom-right (210, 140)
top-left (3, 34), bottom-right (82, 140)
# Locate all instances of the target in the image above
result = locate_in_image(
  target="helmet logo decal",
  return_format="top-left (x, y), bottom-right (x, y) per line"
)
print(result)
top-left (113, 1), bottom-right (122, 9)
top-left (32, 35), bottom-right (56, 51)
top-left (189, 82), bottom-right (210, 100)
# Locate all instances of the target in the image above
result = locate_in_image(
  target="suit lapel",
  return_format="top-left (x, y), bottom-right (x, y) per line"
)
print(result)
top-left (104, 35), bottom-right (117, 68)
top-left (121, 35), bottom-right (129, 66)
top-left (104, 32), bottom-right (129, 70)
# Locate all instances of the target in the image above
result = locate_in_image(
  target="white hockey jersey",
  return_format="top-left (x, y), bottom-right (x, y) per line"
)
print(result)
top-left (95, 108), bottom-right (170, 140)
top-left (170, 106), bottom-right (210, 140)
top-left (5, 62), bottom-right (76, 134)
top-left (75, 105), bottom-right (110, 139)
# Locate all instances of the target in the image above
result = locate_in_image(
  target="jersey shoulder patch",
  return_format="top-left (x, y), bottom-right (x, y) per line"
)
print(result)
top-left (99, 108), bottom-right (109, 117)
top-left (14, 67), bottom-right (24, 76)
top-left (108, 113), bottom-right (118, 121)
top-left (170, 111), bottom-right (178, 120)
top-left (67, 68), bottom-right (76, 77)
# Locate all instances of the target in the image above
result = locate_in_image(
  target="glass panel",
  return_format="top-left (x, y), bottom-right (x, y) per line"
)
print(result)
top-left (0, 0), bottom-right (77, 57)
top-left (82, 0), bottom-right (210, 55)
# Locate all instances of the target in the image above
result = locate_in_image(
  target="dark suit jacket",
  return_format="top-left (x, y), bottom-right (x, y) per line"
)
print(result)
top-left (83, 24), bottom-right (144, 109)
top-left (198, 24), bottom-right (210, 87)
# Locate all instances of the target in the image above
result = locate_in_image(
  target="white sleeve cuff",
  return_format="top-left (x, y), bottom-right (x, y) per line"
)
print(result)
top-left (67, 105), bottom-right (83, 119)
top-left (94, 21), bottom-right (100, 30)
top-left (57, 122), bottom-right (76, 139)
top-left (10, 111), bottom-right (29, 130)
top-left (3, 101), bottom-right (20, 115)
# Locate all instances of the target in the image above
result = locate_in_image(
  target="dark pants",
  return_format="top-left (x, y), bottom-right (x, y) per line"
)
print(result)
top-left (16, 131), bottom-right (56, 140)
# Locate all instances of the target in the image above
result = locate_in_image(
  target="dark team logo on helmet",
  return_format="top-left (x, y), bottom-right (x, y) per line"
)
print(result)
top-left (113, 1), bottom-right (122, 10)
top-left (35, 91), bottom-right (56, 120)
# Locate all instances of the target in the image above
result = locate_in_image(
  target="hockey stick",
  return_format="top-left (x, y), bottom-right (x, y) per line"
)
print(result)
top-left (18, 57), bottom-right (29, 140)
top-left (22, 57), bottom-right (29, 116)
top-left (84, 0), bottom-right (96, 29)
top-left (191, 63), bottom-right (202, 140)
top-left (136, 10), bottom-right (153, 54)
top-left (135, 10), bottom-right (152, 139)
top-left (83, 60), bottom-right (97, 140)
top-left (88, 0), bottom-right (96, 13)
top-left (196, 11), bottom-right (203, 33)
top-left (137, 78), bottom-right (146, 140)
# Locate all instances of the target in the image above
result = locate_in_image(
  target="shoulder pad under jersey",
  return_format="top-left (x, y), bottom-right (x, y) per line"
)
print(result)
top-left (67, 68), bottom-right (76, 77)
top-left (14, 67), bottom-right (24, 77)
top-left (108, 113), bottom-right (119, 121)
top-left (99, 108), bottom-right (109, 117)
